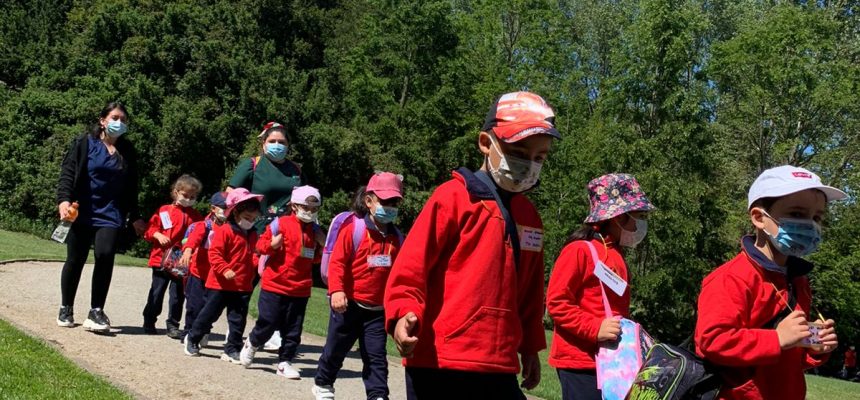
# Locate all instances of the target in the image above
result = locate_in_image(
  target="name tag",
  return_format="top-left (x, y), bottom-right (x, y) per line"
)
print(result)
top-left (159, 211), bottom-right (173, 230)
top-left (519, 226), bottom-right (543, 252)
top-left (594, 261), bottom-right (627, 296)
top-left (204, 230), bottom-right (215, 249)
top-left (301, 247), bottom-right (315, 259)
top-left (368, 255), bottom-right (392, 268)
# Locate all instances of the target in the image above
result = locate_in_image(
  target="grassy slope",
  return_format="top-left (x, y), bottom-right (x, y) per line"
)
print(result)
top-left (0, 229), bottom-right (148, 267)
top-left (0, 319), bottom-right (133, 399)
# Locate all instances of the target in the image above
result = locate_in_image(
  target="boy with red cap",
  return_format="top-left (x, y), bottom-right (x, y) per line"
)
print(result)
top-left (240, 185), bottom-right (323, 379)
top-left (312, 172), bottom-right (405, 400)
top-left (383, 92), bottom-right (560, 399)
top-left (696, 165), bottom-right (844, 399)
top-left (184, 188), bottom-right (262, 362)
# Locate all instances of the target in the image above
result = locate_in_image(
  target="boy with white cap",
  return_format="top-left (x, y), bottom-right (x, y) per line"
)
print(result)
top-left (240, 185), bottom-right (323, 378)
top-left (695, 165), bottom-right (845, 400)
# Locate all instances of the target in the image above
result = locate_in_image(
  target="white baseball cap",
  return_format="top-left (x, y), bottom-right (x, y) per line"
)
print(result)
top-left (290, 185), bottom-right (321, 207)
top-left (748, 165), bottom-right (847, 209)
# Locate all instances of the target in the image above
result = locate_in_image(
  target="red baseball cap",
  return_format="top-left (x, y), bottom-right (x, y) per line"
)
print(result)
top-left (481, 91), bottom-right (561, 143)
top-left (366, 172), bottom-right (403, 200)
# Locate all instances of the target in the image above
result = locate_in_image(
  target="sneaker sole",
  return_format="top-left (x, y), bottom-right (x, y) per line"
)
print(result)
top-left (276, 370), bottom-right (301, 380)
top-left (82, 319), bottom-right (109, 332)
top-left (56, 319), bottom-right (74, 328)
top-left (220, 354), bottom-right (242, 364)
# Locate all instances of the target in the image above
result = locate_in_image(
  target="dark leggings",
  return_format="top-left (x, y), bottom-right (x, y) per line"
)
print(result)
top-left (557, 368), bottom-right (601, 400)
top-left (60, 223), bottom-right (120, 309)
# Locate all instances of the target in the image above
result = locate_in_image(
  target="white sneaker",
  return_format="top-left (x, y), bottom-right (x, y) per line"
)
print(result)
top-left (264, 331), bottom-right (281, 351)
top-left (239, 339), bottom-right (257, 367)
top-left (311, 384), bottom-right (335, 400)
top-left (276, 361), bottom-right (300, 379)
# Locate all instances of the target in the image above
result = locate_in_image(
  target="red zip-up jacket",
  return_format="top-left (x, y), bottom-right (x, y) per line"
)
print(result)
top-left (181, 216), bottom-right (220, 281)
top-left (328, 215), bottom-right (401, 306)
top-left (547, 238), bottom-right (629, 370)
top-left (143, 204), bottom-right (202, 267)
top-left (384, 168), bottom-right (547, 374)
top-left (695, 236), bottom-right (828, 400)
top-left (256, 214), bottom-right (322, 298)
top-left (205, 222), bottom-right (258, 292)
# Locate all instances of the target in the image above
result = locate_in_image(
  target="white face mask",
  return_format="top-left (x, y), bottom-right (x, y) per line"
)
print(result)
top-left (488, 137), bottom-right (542, 193)
top-left (213, 209), bottom-right (226, 223)
top-left (295, 208), bottom-right (317, 223)
top-left (237, 218), bottom-right (254, 231)
top-left (177, 197), bottom-right (197, 208)
top-left (617, 217), bottom-right (648, 248)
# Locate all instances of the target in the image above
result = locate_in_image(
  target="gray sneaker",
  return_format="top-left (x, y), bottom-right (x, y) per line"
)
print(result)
top-left (220, 351), bottom-right (241, 364)
top-left (184, 334), bottom-right (200, 356)
top-left (83, 308), bottom-right (110, 332)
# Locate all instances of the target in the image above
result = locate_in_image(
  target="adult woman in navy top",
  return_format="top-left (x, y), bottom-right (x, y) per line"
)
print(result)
top-left (56, 101), bottom-right (146, 333)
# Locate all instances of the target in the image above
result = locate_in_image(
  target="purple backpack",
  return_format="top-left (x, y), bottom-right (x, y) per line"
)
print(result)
top-left (320, 211), bottom-right (403, 286)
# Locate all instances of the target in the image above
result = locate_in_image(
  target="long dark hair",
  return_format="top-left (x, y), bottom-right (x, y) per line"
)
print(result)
top-left (564, 222), bottom-right (608, 246)
top-left (351, 186), bottom-right (370, 217)
top-left (89, 101), bottom-right (128, 138)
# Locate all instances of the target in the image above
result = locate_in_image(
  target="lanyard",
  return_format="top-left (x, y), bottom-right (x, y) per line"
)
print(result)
top-left (366, 230), bottom-right (394, 256)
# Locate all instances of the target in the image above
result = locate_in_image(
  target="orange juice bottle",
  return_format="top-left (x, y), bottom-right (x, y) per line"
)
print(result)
top-left (51, 202), bottom-right (79, 243)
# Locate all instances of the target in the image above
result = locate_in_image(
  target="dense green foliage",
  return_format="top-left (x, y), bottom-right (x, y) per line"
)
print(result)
top-left (2, 0), bottom-right (858, 357)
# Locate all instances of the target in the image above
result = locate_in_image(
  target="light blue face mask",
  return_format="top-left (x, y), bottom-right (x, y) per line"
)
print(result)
top-left (373, 204), bottom-right (398, 224)
top-left (106, 120), bottom-right (127, 138)
top-left (762, 211), bottom-right (822, 258)
top-left (265, 143), bottom-right (288, 161)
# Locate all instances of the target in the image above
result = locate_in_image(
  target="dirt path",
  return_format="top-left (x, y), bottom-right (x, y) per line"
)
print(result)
top-left (0, 262), bottom-right (407, 400)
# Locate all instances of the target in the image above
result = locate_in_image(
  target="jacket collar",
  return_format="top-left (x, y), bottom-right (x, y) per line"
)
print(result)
top-left (741, 235), bottom-right (813, 279)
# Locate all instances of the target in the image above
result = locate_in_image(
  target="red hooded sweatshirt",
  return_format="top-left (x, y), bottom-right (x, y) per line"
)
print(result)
top-left (205, 222), bottom-right (258, 292)
top-left (256, 214), bottom-right (322, 298)
top-left (695, 236), bottom-right (828, 400)
top-left (547, 238), bottom-right (630, 370)
top-left (181, 216), bottom-right (219, 281)
top-left (144, 204), bottom-right (202, 267)
top-left (384, 168), bottom-right (547, 374)
top-left (327, 214), bottom-right (402, 306)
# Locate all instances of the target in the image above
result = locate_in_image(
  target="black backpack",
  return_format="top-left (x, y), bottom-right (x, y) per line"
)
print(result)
top-left (625, 339), bottom-right (720, 400)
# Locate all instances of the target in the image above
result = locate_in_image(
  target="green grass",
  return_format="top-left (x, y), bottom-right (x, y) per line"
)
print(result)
top-left (0, 229), bottom-right (148, 267)
top-left (807, 375), bottom-right (860, 400)
top-left (0, 318), bottom-right (132, 399)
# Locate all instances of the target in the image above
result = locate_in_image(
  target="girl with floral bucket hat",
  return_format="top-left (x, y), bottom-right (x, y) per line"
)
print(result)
top-left (546, 173), bottom-right (655, 400)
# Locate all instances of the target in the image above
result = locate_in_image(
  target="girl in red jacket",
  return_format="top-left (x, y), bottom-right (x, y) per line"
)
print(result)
top-left (546, 173), bottom-right (654, 400)
top-left (239, 185), bottom-right (323, 379)
top-left (142, 174), bottom-right (203, 338)
top-left (184, 188), bottom-right (262, 362)
top-left (313, 172), bottom-right (404, 400)
top-left (695, 165), bottom-right (843, 400)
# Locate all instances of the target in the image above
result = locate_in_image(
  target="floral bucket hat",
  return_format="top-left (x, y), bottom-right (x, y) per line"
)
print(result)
top-left (584, 173), bottom-right (655, 223)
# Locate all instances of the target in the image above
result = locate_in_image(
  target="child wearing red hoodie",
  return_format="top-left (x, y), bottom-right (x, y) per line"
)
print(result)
top-left (239, 185), bottom-right (323, 379)
top-left (142, 174), bottom-right (203, 338)
top-left (383, 92), bottom-right (559, 400)
top-left (546, 173), bottom-right (654, 400)
top-left (177, 191), bottom-right (228, 342)
top-left (184, 188), bottom-right (262, 362)
top-left (312, 173), bottom-right (404, 400)
top-left (695, 165), bottom-right (843, 400)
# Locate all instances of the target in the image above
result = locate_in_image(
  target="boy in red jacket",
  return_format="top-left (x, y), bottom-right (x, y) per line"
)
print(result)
top-left (313, 173), bottom-right (404, 400)
top-left (177, 191), bottom-right (228, 343)
top-left (240, 185), bottom-right (323, 379)
top-left (142, 174), bottom-right (203, 337)
top-left (383, 92), bottom-right (559, 399)
top-left (695, 165), bottom-right (843, 400)
top-left (184, 188), bottom-right (262, 362)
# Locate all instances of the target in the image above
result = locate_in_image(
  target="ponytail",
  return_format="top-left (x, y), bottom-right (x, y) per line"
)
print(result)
top-left (564, 222), bottom-right (606, 246)
top-left (351, 186), bottom-right (370, 217)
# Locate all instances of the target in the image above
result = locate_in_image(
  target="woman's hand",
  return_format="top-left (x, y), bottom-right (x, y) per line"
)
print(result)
top-left (59, 201), bottom-right (71, 220)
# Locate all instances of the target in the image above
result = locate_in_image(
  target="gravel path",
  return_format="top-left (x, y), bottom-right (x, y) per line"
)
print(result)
top-left (0, 262), bottom-right (407, 400)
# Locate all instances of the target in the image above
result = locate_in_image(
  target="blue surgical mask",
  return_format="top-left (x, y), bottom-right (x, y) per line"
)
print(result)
top-left (373, 204), bottom-right (398, 224)
top-left (106, 120), bottom-right (127, 138)
top-left (265, 143), bottom-right (287, 161)
top-left (762, 211), bottom-right (821, 257)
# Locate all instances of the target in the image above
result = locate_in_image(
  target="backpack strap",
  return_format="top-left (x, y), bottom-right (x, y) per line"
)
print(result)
top-left (584, 241), bottom-right (614, 319)
top-left (251, 156), bottom-right (261, 171)
top-left (474, 171), bottom-right (520, 270)
top-left (352, 216), bottom-right (367, 254)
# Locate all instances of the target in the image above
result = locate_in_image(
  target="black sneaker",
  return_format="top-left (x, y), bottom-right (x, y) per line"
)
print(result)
top-left (166, 327), bottom-right (184, 340)
top-left (220, 351), bottom-right (241, 364)
top-left (83, 308), bottom-right (111, 332)
top-left (56, 306), bottom-right (74, 327)
top-left (184, 334), bottom-right (200, 356)
top-left (143, 322), bottom-right (157, 334)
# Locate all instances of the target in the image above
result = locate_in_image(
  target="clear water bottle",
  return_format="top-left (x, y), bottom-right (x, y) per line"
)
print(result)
top-left (51, 202), bottom-right (79, 243)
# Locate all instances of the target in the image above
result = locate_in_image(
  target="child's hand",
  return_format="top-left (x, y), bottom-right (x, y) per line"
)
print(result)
top-left (153, 232), bottom-right (170, 247)
top-left (777, 310), bottom-right (812, 349)
top-left (178, 248), bottom-right (193, 268)
top-left (270, 233), bottom-right (284, 250)
top-left (597, 317), bottom-right (622, 343)
top-left (330, 291), bottom-right (348, 313)
top-left (223, 269), bottom-right (236, 280)
top-left (394, 312), bottom-right (419, 358)
top-left (520, 352), bottom-right (541, 390)
top-left (811, 319), bottom-right (838, 354)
